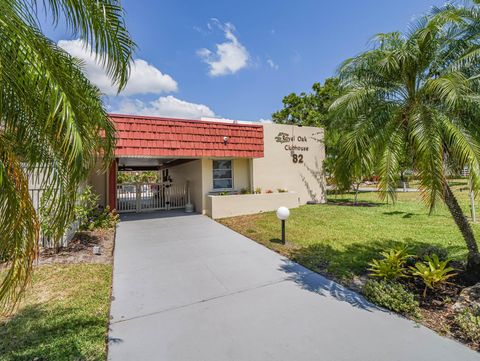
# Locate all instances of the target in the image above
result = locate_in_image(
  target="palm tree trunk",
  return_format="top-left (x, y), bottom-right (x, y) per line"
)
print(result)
top-left (444, 183), bottom-right (480, 280)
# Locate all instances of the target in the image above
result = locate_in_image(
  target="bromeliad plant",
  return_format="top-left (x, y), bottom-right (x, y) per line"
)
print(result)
top-left (368, 245), bottom-right (411, 281)
top-left (410, 255), bottom-right (457, 297)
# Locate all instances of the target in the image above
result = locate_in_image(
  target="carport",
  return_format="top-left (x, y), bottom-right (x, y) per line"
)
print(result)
top-left (103, 114), bottom-right (264, 214)
top-left (115, 157), bottom-right (197, 213)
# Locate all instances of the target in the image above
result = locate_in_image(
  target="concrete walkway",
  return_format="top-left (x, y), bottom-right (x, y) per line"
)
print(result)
top-left (108, 211), bottom-right (479, 361)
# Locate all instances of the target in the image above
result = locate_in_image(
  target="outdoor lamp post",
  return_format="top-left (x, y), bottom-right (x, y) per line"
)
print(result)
top-left (276, 206), bottom-right (290, 244)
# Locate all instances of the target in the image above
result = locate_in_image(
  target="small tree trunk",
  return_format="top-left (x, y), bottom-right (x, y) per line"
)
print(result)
top-left (444, 184), bottom-right (480, 280)
top-left (354, 183), bottom-right (360, 205)
top-left (469, 179), bottom-right (476, 223)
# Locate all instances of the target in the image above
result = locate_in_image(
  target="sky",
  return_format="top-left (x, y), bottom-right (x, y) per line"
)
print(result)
top-left (42, 0), bottom-right (447, 122)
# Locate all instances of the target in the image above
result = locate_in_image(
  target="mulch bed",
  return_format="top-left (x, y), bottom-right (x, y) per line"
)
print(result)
top-left (37, 228), bottom-right (115, 265)
top-left (397, 266), bottom-right (480, 351)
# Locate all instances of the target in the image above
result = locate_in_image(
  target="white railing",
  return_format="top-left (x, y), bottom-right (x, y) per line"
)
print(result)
top-left (116, 183), bottom-right (187, 213)
top-left (168, 184), bottom-right (188, 210)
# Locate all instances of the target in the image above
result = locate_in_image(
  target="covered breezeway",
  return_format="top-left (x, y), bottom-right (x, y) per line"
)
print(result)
top-left (113, 157), bottom-right (198, 213)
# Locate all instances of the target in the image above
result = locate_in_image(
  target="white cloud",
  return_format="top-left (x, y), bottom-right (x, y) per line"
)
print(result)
top-left (58, 39), bottom-right (178, 96)
top-left (267, 59), bottom-right (279, 70)
top-left (113, 96), bottom-right (215, 119)
top-left (197, 21), bottom-right (249, 76)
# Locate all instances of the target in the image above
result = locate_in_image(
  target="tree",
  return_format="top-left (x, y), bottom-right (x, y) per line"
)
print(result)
top-left (272, 78), bottom-right (341, 126)
top-left (330, 1), bottom-right (480, 280)
top-left (0, 0), bottom-right (135, 311)
top-left (272, 78), bottom-right (344, 175)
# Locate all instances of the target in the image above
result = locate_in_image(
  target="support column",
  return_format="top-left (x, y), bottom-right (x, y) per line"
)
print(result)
top-left (108, 159), bottom-right (118, 211)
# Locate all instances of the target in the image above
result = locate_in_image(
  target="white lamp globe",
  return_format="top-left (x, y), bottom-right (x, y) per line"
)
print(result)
top-left (276, 206), bottom-right (290, 221)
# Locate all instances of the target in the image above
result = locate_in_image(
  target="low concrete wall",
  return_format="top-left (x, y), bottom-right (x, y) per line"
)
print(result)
top-left (206, 192), bottom-right (300, 219)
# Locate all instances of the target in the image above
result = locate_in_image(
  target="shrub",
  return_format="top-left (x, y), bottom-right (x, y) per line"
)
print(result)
top-left (75, 186), bottom-right (99, 229)
top-left (455, 307), bottom-right (480, 343)
top-left (240, 188), bottom-right (251, 194)
top-left (75, 187), bottom-right (119, 231)
top-left (410, 255), bottom-right (457, 297)
top-left (363, 279), bottom-right (420, 317)
top-left (86, 206), bottom-right (119, 230)
top-left (416, 245), bottom-right (449, 261)
top-left (277, 188), bottom-right (288, 193)
top-left (368, 245), bottom-right (411, 281)
top-left (254, 187), bottom-right (262, 194)
top-left (266, 189), bottom-right (273, 194)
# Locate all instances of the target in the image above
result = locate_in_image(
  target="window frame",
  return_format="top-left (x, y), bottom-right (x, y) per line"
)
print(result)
top-left (212, 159), bottom-right (234, 191)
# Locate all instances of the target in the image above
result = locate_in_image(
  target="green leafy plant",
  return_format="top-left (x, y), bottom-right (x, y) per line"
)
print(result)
top-left (368, 246), bottom-right (411, 281)
top-left (363, 279), bottom-right (420, 318)
top-left (277, 188), bottom-right (288, 193)
top-left (455, 306), bottom-right (480, 343)
top-left (72, 187), bottom-right (119, 231)
top-left (240, 188), bottom-right (251, 195)
top-left (410, 255), bottom-right (457, 297)
top-left (416, 245), bottom-right (449, 261)
top-left (74, 186), bottom-right (100, 230)
top-left (87, 206), bottom-right (119, 230)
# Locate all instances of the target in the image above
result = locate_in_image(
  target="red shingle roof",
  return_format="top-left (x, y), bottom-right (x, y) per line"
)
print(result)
top-left (110, 114), bottom-right (264, 158)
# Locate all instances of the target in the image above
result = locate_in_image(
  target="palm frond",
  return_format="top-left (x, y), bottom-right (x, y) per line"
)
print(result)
top-left (409, 108), bottom-right (445, 212)
top-left (0, 0), bottom-right (131, 311)
top-left (39, 0), bottom-right (136, 90)
top-left (0, 139), bottom-right (38, 314)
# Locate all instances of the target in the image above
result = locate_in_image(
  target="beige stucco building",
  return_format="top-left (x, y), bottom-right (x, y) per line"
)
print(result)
top-left (89, 115), bottom-right (326, 219)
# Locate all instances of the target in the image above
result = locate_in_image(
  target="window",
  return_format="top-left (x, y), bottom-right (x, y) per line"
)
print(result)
top-left (213, 160), bottom-right (233, 190)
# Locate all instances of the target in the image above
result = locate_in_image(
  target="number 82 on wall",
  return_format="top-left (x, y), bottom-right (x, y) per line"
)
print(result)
top-left (292, 154), bottom-right (304, 164)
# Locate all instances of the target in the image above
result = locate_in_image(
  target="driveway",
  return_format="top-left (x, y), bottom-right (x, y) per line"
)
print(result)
top-left (108, 211), bottom-right (479, 361)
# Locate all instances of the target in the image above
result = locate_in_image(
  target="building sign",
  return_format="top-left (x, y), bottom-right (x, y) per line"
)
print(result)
top-left (275, 132), bottom-right (310, 163)
top-left (274, 132), bottom-right (292, 144)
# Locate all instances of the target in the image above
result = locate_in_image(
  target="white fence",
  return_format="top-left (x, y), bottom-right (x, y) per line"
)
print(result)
top-left (29, 188), bottom-right (77, 248)
top-left (117, 183), bottom-right (187, 213)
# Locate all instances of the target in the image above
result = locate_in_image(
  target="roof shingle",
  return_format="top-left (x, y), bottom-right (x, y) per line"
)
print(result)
top-left (110, 114), bottom-right (264, 158)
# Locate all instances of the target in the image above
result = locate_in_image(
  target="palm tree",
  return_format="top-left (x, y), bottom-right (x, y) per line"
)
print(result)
top-left (331, 2), bottom-right (480, 280)
top-left (0, 0), bottom-right (135, 311)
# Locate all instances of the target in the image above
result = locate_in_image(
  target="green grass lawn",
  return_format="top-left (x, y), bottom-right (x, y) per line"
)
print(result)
top-left (220, 182), bottom-right (480, 282)
top-left (0, 264), bottom-right (112, 361)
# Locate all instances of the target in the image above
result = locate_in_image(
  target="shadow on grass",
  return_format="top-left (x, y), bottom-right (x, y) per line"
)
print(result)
top-left (326, 198), bottom-right (383, 207)
top-left (447, 181), bottom-right (468, 187)
top-left (383, 211), bottom-right (420, 218)
top-left (0, 304), bottom-right (107, 361)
